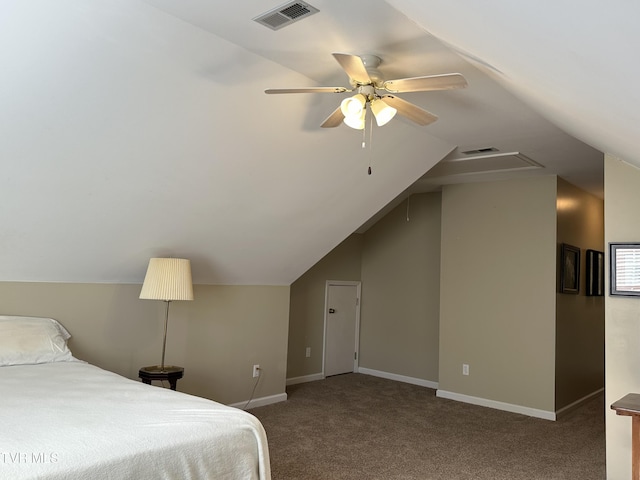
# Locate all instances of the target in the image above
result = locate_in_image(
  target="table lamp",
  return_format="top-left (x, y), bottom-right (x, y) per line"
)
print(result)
top-left (139, 257), bottom-right (194, 372)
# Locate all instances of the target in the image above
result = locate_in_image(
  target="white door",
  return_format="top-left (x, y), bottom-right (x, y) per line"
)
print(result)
top-left (324, 282), bottom-right (360, 377)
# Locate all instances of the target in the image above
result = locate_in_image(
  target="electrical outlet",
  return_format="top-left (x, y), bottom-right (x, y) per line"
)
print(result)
top-left (305, 347), bottom-right (311, 358)
top-left (462, 364), bottom-right (469, 376)
top-left (252, 364), bottom-right (260, 378)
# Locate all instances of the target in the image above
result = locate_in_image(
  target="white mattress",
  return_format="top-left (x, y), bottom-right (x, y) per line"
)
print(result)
top-left (0, 361), bottom-right (271, 479)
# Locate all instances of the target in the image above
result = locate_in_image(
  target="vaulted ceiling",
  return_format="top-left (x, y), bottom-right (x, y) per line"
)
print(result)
top-left (2, 0), bottom-right (629, 285)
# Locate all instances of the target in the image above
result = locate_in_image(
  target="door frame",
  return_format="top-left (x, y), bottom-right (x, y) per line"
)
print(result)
top-left (322, 280), bottom-right (362, 377)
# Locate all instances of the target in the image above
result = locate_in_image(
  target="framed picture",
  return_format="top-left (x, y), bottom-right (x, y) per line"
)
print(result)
top-left (610, 243), bottom-right (640, 296)
top-left (560, 243), bottom-right (580, 294)
top-left (585, 249), bottom-right (604, 296)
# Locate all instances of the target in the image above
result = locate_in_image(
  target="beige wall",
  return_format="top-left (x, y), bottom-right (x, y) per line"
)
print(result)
top-left (604, 154), bottom-right (640, 479)
top-left (287, 234), bottom-right (363, 379)
top-left (439, 177), bottom-right (557, 412)
top-left (359, 193), bottom-right (441, 381)
top-left (555, 178), bottom-right (604, 410)
top-left (0, 282), bottom-right (289, 405)
top-left (287, 175), bottom-right (604, 419)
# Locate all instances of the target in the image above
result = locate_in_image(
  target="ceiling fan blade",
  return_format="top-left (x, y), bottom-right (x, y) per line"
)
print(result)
top-left (382, 73), bottom-right (468, 93)
top-left (320, 107), bottom-right (345, 128)
top-left (381, 95), bottom-right (438, 126)
top-left (332, 53), bottom-right (371, 85)
top-left (265, 87), bottom-right (348, 94)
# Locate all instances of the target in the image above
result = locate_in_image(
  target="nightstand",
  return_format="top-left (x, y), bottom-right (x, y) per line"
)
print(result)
top-left (139, 366), bottom-right (184, 391)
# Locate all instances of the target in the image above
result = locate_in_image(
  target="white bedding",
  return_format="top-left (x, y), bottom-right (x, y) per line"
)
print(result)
top-left (0, 361), bottom-right (271, 480)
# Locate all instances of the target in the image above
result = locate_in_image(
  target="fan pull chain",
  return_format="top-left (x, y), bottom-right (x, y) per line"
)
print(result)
top-left (367, 108), bottom-right (374, 175)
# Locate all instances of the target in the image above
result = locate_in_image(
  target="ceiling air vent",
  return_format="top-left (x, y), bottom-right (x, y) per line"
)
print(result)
top-left (253, 2), bottom-right (319, 31)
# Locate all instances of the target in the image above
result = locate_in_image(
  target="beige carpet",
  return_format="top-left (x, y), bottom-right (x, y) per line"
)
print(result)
top-left (250, 373), bottom-right (605, 480)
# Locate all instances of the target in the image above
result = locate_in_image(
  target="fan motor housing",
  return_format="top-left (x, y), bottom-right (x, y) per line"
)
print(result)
top-left (357, 84), bottom-right (376, 99)
top-left (360, 54), bottom-right (384, 87)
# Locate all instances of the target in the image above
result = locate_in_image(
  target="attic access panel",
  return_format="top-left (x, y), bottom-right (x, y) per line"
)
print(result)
top-left (423, 152), bottom-right (543, 179)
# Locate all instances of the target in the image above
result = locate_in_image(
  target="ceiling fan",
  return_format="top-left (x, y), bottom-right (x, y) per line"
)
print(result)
top-left (265, 53), bottom-right (468, 130)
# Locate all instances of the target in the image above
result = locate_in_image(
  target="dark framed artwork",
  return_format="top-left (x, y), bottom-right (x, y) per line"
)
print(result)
top-left (610, 243), bottom-right (640, 296)
top-left (585, 249), bottom-right (604, 296)
top-left (560, 243), bottom-right (580, 294)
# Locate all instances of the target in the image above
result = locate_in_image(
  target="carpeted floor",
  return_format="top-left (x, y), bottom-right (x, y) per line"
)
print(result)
top-left (250, 374), bottom-right (605, 480)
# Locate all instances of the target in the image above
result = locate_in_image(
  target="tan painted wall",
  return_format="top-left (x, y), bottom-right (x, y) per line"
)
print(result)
top-left (439, 177), bottom-right (557, 411)
top-left (359, 193), bottom-right (441, 381)
top-left (287, 234), bottom-right (363, 379)
top-left (555, 178), bottom-right (604, 410)
top-left (0, 282), bottom-right (289, 405)
top-left (604, 154), bottom-right (640, 479)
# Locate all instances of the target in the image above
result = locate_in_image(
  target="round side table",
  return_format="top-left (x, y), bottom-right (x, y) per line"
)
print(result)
top-left (139, 366), bottom-right (184, 391)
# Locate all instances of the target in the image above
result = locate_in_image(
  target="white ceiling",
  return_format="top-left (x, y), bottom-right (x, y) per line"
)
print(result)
top-left (1, 0), bottom-right (623, 285)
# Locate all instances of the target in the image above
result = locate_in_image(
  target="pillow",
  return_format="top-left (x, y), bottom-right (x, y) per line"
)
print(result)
top-left (0, 315), bottom-right (74, 366)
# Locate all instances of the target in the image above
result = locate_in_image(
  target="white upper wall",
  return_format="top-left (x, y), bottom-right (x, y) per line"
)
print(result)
top-left (0, 0), bottom-right (455, 285)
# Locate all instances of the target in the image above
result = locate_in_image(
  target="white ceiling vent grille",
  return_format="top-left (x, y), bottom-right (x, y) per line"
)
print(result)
top-left (253, 2), bottom-right (319, 31)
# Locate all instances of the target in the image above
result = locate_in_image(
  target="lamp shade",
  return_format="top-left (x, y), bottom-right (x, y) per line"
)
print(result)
top-left (343, 109), bottom-right (366, 130)
top-left (340, 93), bottom-right (366, 117)
top-left (370, 98), bottom-right (397, 126)
top-left (139, 258), bottom-right (194, 301)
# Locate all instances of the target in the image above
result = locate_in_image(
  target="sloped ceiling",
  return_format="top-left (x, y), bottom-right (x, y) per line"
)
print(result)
top-left (388, 0), bottom-right (640, 169)
top-left (0, 0), bottom-right (611, 285)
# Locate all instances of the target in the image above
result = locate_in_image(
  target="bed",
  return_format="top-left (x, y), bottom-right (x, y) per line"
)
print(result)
top-left (0, 315), bottom-right (271, 480)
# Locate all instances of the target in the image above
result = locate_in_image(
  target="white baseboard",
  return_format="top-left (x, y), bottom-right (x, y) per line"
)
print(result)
top-left (436, 389), bottom-right (556, 421)
top-left (286, 373), bottom-right (325, 386)
top-left (555, 388), bottom-right (604, 418)
top-left (286, 369), bottom-right (439, 390)
top-left (357, 367), bottom-right (439, 390)
top-left (228, 392), bottom-right (287, 410)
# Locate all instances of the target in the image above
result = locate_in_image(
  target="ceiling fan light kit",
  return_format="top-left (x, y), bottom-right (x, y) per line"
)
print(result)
top-left (339, 93), bottom-right (397, 130)
top-left (265, 53), bottom-right (468, 130)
